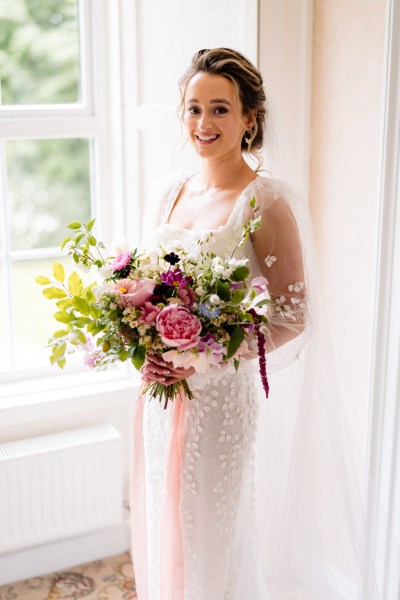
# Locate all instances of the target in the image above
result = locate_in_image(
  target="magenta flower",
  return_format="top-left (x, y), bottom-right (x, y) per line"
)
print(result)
top-left (156, 304), bottom-right (202, 350)
top-left (161, 268), bottom-right (192, 288)
top-left (139, 301), bottom-right (161, 324)
top-left (111, 250), bottom-right (131, 272)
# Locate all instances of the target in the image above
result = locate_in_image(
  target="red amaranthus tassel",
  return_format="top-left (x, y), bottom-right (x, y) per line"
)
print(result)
top-left (256, 325), bottom-right (269, 398)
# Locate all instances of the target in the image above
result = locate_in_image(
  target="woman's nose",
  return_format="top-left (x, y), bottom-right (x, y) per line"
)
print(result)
top-left (197, 112), bottom-right (212, 130)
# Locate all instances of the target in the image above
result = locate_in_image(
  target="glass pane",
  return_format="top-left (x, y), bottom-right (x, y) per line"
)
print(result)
top-left (0, 0), bottom-right (80, 105)
top-left (6, 138), bottom-right (91, 251)
top-left (11, 255), bottom-right (79, 367)
top-left (0, 261), bottom-right (10, 368)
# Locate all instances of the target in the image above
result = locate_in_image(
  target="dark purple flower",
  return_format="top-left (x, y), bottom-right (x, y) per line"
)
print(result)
top-left (164, 252), bottom-right (180, 265)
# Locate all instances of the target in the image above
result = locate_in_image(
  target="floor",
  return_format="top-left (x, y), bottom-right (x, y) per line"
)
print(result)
top-left (0, 552), bottom-right (137, 599)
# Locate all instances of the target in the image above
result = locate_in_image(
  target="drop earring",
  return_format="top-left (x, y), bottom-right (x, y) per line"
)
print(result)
top-left (244, 129), bottom-right (253, 146)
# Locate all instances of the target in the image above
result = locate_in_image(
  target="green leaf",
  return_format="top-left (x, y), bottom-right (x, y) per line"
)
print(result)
top-left (53, 262), bottom-right (65, 283)
top-left (68, 272), bottom-right (83, 296)
top-left (118, 347), bottom-right (129, 361)
top-left (71, 315), bottom-right (91, 326)
top-left (216, 280), bottom-right (231, 301)
top-left (88, 235), bottom-right (97, 246)
top-left (67, 222), bottom-right (81, 229)
top-left (249, 196), bottom-right (256, 209)
top-left (73, 252), bottom-right (79, 264)
top-left (230, 289), bottom-right (245, 305)
top-left (231, 265), bottom-right (250, 282)
top-left (53, 311), bottom-right (75, 324)
top-left (61, 237), bottom-right (72, 250)
top-left (225, 326), bottom-right (244, 360)
top-left (52, 329), bottom-right (69, 338)
top-left (234, 358), bottom-right (240, 371)
top-left (73, 296), bottom-right (90, 316)
top-left (51, 342), bottom-right (66, 359)
top-left (35, 275), bottom-right (51, 285)
top-left (69, 330), bottom-right (87, 345)
top-left (86, 218), bottom-right (96, 232)
top-left (249, 216), bottom-right (262, 232)
top-left (89, 305), bottom-right (102, 319)
top-left (43, 287), bottom-right (67, 300)
top-left (130, 345), bottom-right (146, 370)
top-left (56, 298), bottom-right (74, 309)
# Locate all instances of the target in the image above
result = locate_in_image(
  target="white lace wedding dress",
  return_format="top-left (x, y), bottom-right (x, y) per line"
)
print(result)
top-left (130, 173), bottom-right (392, 600)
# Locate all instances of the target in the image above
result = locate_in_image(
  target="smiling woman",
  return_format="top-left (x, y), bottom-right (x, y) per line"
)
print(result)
top-left (128, 46), bottom-right (398, 600)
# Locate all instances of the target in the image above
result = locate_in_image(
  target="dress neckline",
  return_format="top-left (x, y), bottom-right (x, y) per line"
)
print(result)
top-left (164, 173), bottom-right (260, 234)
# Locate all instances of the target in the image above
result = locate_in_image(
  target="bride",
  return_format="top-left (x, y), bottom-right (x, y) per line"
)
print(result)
top-left (130, 48), bottom-right (390, 600)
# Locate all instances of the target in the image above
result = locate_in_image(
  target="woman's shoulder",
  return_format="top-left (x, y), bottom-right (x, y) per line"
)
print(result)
top-left (249, 174), bottom-right (306, 211)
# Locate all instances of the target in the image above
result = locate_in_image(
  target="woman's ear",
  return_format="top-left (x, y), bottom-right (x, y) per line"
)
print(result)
top-left (245, 109), bottom-right (257, 129)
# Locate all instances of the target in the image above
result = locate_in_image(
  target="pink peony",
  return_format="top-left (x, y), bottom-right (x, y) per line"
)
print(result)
top-left (139, 301), bottom-right (161, 324)
top-left (111, 250), bottom-right (131, 272)
top-left (156, 305), bottom-right (202, 350)
top-left (112, 278), bottom-right (155, 308)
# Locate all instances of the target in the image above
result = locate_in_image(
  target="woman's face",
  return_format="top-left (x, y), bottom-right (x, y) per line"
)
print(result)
top-left (183, 72), bottom-right (251, 161)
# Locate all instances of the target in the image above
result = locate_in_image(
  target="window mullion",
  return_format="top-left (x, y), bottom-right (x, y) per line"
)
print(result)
top-left (0, 141), bottom-right (15, 369)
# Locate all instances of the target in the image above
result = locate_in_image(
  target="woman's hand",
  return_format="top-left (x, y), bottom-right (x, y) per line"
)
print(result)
top-left (141, 353), bottom-right (195, 386)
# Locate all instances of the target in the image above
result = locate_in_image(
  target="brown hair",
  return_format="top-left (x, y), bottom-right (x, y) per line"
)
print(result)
top-left (179, 48), bottom-right (268, 156)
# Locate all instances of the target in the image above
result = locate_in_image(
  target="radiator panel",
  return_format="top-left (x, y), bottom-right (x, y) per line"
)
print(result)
top-left (0, 424), bottom-right (124, 554)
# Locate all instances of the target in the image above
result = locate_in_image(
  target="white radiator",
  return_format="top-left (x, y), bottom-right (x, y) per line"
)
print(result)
top-left (0, 424), bottom-right (124, 555)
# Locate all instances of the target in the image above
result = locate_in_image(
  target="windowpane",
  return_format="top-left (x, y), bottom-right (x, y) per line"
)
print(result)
top-left (10, 256), bottom-right (79, 367)
top-left (0, 0), bottom-right (81, 105)
top-left (6, 138), bottom-right (91, 251)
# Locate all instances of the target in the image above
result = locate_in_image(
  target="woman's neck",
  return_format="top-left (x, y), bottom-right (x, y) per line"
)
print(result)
top-left (198, 154), bottom-right (255, 191)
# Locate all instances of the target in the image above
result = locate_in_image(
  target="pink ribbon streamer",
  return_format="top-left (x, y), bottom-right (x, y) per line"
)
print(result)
top-left (130, 386), bottom-right (187, 600)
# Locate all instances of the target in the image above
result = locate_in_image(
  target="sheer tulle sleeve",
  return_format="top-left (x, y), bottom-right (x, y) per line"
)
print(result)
top-left (243, 177), bottom-right (314, 371)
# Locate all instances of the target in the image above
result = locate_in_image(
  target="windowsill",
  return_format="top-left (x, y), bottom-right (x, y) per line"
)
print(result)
top-left (0, 364), bottom-right (141, 410)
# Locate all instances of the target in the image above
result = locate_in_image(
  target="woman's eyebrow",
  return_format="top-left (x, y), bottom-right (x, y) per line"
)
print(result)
top-left (186, 98), bottom-right (232, 106)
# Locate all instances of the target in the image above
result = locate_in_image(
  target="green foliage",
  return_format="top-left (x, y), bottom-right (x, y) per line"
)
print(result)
top-left (0, 0), bottom-right (80, 105)
top-left (230, 265), bottom-right (250, 282)
top-left (225, 326), bottom-right (245, 361)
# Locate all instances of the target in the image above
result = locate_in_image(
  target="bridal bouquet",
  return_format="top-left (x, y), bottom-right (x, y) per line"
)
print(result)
top-left (36, 199), bottom-right (272, 408)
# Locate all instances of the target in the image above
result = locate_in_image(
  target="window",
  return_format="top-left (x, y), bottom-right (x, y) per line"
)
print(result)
top-left (0, 0), bottom-right (122, 383)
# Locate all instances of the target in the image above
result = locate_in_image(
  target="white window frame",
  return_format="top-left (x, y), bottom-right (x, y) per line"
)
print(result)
top-left (0, 0), bottom-right (138, 396)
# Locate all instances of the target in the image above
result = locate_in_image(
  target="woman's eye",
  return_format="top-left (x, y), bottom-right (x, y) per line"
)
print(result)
top-left (187, 107), bottom-right (200, 115)
top-left (214, 107), bottom-right (228, 115)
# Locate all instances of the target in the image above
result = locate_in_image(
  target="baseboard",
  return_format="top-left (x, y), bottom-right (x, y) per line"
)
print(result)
top-left (0, 520), bottom-right (131, 586)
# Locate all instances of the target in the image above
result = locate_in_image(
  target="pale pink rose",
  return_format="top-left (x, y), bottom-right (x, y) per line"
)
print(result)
top-left (251, 276), bottom-right (268, 293)
top-left (177, 287), bottom-right (197, 308)
top-left (111, 250), bottom-right (131, 272)
top-left (139, 301), bottom-right (161, 324)
top-left (112, 278), bottom-right (155, 308)
top-left (156, 305), bottom-right (202, 350)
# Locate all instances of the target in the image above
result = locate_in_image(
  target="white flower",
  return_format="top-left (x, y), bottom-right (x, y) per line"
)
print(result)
top-left (209, 294), bottom-right (221, 305)
top-left (195, 286), bottom-right (205, 296)
top-left (98, 265), bottom-right (113, 279)
top-left (264, 255), bottom-right (277, 268)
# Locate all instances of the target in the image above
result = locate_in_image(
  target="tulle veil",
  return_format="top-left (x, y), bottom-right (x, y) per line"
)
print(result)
top-left (250, 92), bottom-right (400, 599)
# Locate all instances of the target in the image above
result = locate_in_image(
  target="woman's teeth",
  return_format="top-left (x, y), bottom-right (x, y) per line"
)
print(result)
top-left (196, 134), bottom-right (219, 141)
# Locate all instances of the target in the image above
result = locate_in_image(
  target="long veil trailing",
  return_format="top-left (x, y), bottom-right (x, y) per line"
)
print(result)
top-left (250, 93), bottom-right (400, 599)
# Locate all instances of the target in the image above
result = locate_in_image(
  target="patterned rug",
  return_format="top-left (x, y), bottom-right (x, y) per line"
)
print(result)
top-left (0, 552), bottom-right (136, 599)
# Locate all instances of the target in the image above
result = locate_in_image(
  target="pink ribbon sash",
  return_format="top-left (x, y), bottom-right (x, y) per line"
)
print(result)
top-left (130, 386), bottom-right (187, 600)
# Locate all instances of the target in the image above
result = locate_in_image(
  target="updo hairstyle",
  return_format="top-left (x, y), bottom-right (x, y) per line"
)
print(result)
top-left (178, 47), bottom-right (268, 156)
